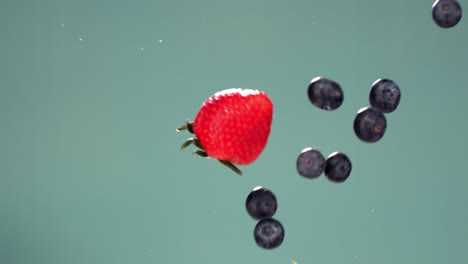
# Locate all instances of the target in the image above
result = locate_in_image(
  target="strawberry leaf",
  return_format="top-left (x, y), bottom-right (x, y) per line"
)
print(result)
top-left (176, 121), bottom-right (194, 133)
top-left (218, 160), bottom-right (243, 176)
top-left (193, 150), bottom-right (208, 158)
top-left (180, 138), bottom-right (195, 150)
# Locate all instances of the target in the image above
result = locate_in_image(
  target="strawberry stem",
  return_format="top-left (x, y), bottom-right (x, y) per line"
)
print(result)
top-left (218, 160), bottom-right (243, 176)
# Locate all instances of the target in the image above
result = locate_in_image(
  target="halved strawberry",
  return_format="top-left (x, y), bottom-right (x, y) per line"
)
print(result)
top-left (177, 88), bottom-right (273, 175)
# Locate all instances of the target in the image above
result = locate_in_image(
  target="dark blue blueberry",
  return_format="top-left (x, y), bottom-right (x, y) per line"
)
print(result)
top-left (369, 79), bottom-right (401, 113)
top-left (254, 218), bottom-right (285, 249)
top-left (296, 147), bottom-right (325, 179)
top-left (432, 0), bottom-right (462, 28)
top-left (353, 107), bottom-right (387, 143)
top-left (325, 152), bottom-right (352, 183)
top-left (245, 186), bottom-right (278, 220)
top-left (307, 77), bottom-right (344, 110)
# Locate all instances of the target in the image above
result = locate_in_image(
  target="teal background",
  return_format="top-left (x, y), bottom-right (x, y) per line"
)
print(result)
top-left (2, 0), bottom-right (468, 263)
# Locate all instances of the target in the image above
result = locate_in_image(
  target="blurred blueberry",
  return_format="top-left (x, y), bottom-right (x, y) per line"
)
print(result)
top-left (254, 218), bottom-right (285, 249)
top-left (246, 186), bottom-right (278, 220)
top-left (353, 107), bottom-right (387, 143)
top-left (432, 0), bottom-right (462, 28)
top-left (325, 152), bottom-right (352, 183)
top-left (369, 79), bottom-right (401, 113)
top-left (307, 77), bottom-right (344, 110)
top-left (296, 147), bottom-right (325, 179)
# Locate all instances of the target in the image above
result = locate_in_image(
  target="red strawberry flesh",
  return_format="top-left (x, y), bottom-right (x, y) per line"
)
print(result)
top-left (193, 88), bottom-right (273, 165)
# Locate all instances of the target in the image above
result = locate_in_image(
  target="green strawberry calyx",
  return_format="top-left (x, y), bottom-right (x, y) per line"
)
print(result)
top-left (176, 121), bottom-right (243, 176)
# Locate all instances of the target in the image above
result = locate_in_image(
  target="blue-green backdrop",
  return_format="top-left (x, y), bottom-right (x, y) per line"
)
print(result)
top-left (2, 0), bottom-right (468, 263)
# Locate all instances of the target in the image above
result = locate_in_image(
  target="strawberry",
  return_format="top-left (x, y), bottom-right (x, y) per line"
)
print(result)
top-left (177, 88), bottom-right (273, 176)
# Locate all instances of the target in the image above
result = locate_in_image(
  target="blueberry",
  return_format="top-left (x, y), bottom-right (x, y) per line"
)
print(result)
top-left (307, 77), bottom-right (344, 110)
top-left (353, 107), bottom-right (387, 143)
top-left (296, 147), bottom-right (325, 179)
top-left (369, 79), bottom-right (401, 113)
top-left (432, 0), bottom-right (462, 28)
top-left (325, 152), bottom-right (352, 183)
top-left (245, 186), bottom-right (278, 220)
top-left (254, 218), bottom-right (285, 249)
